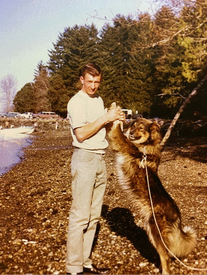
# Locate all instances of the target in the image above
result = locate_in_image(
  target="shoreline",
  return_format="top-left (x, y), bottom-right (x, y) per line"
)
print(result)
top-left (0, 133), bottom-right (33, 176)
top-left (0, 130), bottom-right (206, 274)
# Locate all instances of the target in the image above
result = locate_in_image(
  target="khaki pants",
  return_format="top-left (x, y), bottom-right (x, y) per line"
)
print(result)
top-left (66, 148), bottom-right (107, 274)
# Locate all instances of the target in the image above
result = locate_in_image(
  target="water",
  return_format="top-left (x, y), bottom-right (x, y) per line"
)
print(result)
top-left (0, 130), bottom-right (33, 175)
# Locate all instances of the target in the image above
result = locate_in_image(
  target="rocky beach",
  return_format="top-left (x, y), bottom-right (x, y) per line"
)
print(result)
top-left (0, 121), bottom-right (206, 274)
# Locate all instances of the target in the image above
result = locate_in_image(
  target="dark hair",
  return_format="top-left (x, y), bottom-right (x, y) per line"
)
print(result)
top-left (80, 63), bottom-right (102, 78)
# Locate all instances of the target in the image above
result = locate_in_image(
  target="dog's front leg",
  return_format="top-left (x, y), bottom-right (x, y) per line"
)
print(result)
top-left (108, 122), bottom-right (140, 157)
top-left (108, 121), bottom-right (126, 151)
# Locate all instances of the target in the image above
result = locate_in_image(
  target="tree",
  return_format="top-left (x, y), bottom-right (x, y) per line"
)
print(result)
top-left (47, 24), bottom-right (101, 115)
top-left (13, 82), bottom-right (35, 113)
top-left (48, 74), bottom-right (71, 117)
top-left (98, 14), bottom-right (155, 113)
top-left (44, 0), bottom-right (207, 118)
top-left (148, 2), bottom-right (207, 117)
top-left (0, 74), bottom-right (17, 112)
top-left (33, 61), bottom-right (50, 113)
top-left (160, 73), bottom-right (207, 149)
top-left (48, 24), bottom-right (100, 92)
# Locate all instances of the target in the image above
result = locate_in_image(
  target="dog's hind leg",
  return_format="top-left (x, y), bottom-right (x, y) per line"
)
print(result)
top-left (156, 245), bottom-right (170, 275)
top-left (147, 220), bottom-right (170, 274)
top-left (149, 235), bottom-right (170, 274)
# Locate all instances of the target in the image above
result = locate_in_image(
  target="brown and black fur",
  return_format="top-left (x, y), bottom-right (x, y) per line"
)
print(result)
top-left (108, 117), bottom-right (196, 274)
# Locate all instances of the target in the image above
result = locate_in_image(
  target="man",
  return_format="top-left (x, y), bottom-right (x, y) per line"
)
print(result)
top-left (66, 63), bottom-right (125, 275)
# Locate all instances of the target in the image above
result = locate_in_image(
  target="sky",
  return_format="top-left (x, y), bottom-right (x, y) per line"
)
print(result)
top-left (0, 0), bottom-right (154, 95)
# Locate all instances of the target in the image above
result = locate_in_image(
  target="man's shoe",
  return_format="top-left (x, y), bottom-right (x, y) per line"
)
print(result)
top-left (83, 264), bottom-right (110, 274)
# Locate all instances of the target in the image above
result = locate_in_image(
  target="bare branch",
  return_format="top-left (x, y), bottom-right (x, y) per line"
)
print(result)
top-left (160, 73), bottom-right (207, 150)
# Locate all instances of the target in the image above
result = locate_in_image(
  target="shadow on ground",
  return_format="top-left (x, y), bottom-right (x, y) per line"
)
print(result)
top-left (164, 136), bottom-right (207, 163)
top-left (101, 205), bottom-right (160, 267)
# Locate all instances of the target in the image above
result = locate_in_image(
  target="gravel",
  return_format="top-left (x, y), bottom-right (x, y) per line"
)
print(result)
top-left (0, 129), bottom-right (206, 274)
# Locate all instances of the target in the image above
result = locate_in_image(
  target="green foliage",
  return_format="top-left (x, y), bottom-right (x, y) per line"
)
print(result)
top-left (48, 24), bottom-right (101, 91)
top-left (150, 3), bottom-right (207, 116)
top-left (13, 83), bottom-right (35, 113)
top-left (48, 74), bottom-right (71, 117)
top-left (98, 14), bottom-right (155, 114)
top-left (14, 1), bottom-right (207, 119)
top-left (33, 62), bottom-right (50, 113)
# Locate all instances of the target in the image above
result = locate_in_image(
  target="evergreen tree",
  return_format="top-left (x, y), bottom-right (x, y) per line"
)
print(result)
top-left (151, 3), bottom-right (207, 117)
top-left (33, 61), bottom-right (50, 113)
top-left (43, 1), bottom-right (207, 118)
top-left (99, 14), bottom-right (155, 114)
top-left (13, 83), bottom-right (35, 113)
top-left (48, 74), bottom-right (71, 117)
top-left (48, 24), bottom-right (100, 95)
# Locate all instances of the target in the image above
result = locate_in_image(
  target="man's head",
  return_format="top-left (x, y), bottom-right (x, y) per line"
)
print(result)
top-left (80, 63), bottom-right (102, 97)
top-left (80, 63), bottom-right (102, 79)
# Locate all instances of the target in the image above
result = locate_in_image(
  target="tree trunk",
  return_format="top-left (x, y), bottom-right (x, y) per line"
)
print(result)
top-left (160, 74), bottom-right (207, 151)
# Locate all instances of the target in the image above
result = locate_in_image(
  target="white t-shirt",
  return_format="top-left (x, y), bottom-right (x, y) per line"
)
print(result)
top-left (67, 90), bottom-right (108, 150)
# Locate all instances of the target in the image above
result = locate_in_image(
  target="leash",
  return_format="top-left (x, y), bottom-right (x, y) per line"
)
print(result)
top-left (142, 152), bottom-right (207, 272)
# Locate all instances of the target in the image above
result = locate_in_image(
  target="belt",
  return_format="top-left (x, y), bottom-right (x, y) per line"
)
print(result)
top-left (74, 147), bottom-right (105, 155)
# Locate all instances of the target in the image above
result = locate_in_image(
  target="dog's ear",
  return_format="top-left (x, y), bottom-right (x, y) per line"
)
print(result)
top-left (150, 122), bottom-right (162, 143)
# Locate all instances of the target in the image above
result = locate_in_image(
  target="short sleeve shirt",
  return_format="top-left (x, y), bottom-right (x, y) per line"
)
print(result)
top-left (67, 90), bottom-right (108, 150)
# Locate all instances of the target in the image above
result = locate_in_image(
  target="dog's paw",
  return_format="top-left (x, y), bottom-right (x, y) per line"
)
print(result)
top-left (108, 102), bottom-right (120, 127)
top-left (107, 102), bottom-right (124, 133)
top-left (109, 102), bottom-right (117, 110)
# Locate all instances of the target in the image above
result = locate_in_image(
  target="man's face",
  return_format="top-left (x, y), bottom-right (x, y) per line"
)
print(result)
top-left (80, 73), bottom-right (101, 97)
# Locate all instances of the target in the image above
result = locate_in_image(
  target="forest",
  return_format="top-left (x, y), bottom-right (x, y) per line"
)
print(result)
top-left (13, 0), bottom-right (207, 119)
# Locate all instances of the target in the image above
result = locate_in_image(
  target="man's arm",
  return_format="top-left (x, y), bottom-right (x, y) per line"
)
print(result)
top-left (74, 108), bottom-right (125, 143)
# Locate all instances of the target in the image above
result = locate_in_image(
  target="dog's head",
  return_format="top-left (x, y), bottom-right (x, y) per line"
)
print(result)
top-left (125, 118), bottom-right (161, 145)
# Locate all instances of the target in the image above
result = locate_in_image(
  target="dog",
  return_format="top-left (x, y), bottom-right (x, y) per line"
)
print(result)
top-left (108, 112), bottom-right (196, 274)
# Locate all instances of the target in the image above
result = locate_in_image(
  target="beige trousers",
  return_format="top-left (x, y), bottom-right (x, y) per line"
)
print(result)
top-left (66, 148), bottom-right (107, 274)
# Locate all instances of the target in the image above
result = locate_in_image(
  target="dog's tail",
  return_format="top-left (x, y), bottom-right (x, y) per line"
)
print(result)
top-left (168, 225), bottom-right (196, 258)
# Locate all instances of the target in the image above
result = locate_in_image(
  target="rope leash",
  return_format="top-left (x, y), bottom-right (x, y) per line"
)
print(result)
top-left (142, 153), bottom-right (207, 272)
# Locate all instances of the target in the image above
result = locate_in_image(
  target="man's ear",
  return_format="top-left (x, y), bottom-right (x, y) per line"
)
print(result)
top-left (80, 76), bottom-right (84, 85)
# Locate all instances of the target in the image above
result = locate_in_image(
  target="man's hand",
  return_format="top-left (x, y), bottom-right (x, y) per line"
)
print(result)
top-left (107, 102), bottom-right (126, 123)
top-left (105, 108), bottom-right (125, 123)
